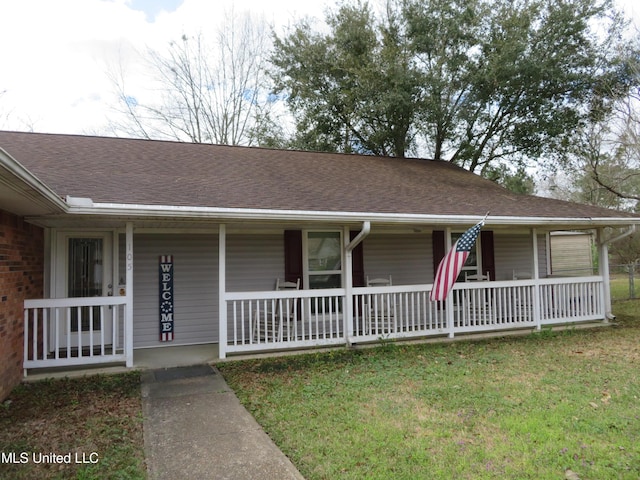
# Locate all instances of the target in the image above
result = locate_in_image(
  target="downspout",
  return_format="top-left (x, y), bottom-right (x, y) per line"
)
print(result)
top-left (346, 221), bottom-right (371, 251)
top-left (603, 224), bottom-right (636, 245)
top-left (344, 222), bottom-right (371, 345)
top-left (599, 224), bottom-right (637, 321)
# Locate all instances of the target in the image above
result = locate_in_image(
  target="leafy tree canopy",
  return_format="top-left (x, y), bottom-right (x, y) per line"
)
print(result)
top-left (268, 0), bottom-right (637, 178)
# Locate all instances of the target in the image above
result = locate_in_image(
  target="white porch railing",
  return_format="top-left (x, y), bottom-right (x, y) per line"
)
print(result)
top-left (223, 276), bottom-right (605, 355)
top-left (23, 297), bottom-right (127, 372)
top-left (538, 276), bottom-right (605, 324)
top-left (225, 288), bottom-right (347, 354)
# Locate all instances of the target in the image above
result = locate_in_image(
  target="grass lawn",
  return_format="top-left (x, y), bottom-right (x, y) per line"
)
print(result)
top-left (0, 295), bottom-right (637, 479)
top-left (0, 372), bottom-right (145, 480)
top-left (219, 301), bottom-right (640, 480)
top-left (610, 274), bottom-right (639, 301)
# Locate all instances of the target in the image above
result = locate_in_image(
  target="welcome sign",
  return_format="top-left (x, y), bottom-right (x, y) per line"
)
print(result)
top-left (159, 255), bottom-right (174, 341)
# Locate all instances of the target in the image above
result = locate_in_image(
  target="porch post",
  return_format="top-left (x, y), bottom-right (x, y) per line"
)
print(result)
top-left (598, 228), bottom-right (612, 321)
top-left (125, 222), bottom-right (134, 367)
top-left (344, 227), bottom-right (354, 344)
top-left (531, 228), bottom-right (541, 330)
top-left (344, 222), bottom-right (370, 345)
top-left (218, 224), bottom-right (227, 358)
top-left (445, 227), bottom-right (455, 338)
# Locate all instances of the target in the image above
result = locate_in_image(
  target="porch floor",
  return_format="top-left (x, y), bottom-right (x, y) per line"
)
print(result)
top-left (23, 320), bottom-right (612, 382)
top-left (23, 344), bottom-right (220, 381)
top-left (134, 344), bottom-right (219, 369)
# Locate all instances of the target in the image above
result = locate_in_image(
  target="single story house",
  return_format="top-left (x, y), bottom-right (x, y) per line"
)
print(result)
top-left (1, 130), bottom-right (639, 399)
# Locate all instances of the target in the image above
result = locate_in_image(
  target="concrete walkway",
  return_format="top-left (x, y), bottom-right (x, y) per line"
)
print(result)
top-left (141, 364), bottom-right (305, 480)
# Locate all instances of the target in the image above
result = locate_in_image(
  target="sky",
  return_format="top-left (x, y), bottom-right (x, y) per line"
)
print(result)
top-left (0, 0), bottom-right (327, 136)
top-left (0, 0), bottom-right (638, 137)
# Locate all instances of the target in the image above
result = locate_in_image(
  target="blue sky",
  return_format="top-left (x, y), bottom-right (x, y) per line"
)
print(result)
top-left (0, 0), bottom-right (637, 137)
top-left (128, 0), bottom-right (184, 20)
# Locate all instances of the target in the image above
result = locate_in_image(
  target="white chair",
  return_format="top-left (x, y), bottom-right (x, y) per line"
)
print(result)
top-left (366, 275), bottom-right (392, 287)
top-left (465, 272), bottom-right (490, 282)
top-left (462, 272), bottom-right (492, 325)
top-left (512, 270), bottom-right (532, 280)
top-left (253, 278), bottom-right (300, 342)
top-left (275, 278), bottom-right (301, 290)
top-left (365, 275), bottom-right (394, 334)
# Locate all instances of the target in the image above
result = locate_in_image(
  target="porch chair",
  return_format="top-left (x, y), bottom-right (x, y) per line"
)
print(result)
top-left (512, 270), bottom-right (532, 280)
top-left (464, 272), bottom-right (490, 282)
top-left (366, 275), bottom-right (392, 287)
top-left (511, 270), bottom-right (533, 320)
top-left (462, 271), bottom-right (493, 325)
top-left (253, 278), bottom-right (300, 343)
top-left (365, 275), bottom-right (395, 335)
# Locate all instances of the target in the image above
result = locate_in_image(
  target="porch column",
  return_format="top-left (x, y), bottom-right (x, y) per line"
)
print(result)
top-left (445, 227), bottom-right (455, 338)
top-left (598, 228), bottom-right (612, 321)
top-left (125, 222), bottom-right (134, 367)
top-left (218, 224), bottom-right (227, 359)
top-left (343, 226), bottom-right (354, 344)
top-left (531, 228), bottom-right (541, 330)
top-left (344, 222), bottom-right (370, 345)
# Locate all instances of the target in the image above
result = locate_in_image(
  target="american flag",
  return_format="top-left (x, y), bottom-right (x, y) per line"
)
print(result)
top-left (430, 221), bottom-right (484, 302)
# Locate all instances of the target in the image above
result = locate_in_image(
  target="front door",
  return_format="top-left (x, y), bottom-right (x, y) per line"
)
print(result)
top-left (55, 233), bottom-right (114, 348)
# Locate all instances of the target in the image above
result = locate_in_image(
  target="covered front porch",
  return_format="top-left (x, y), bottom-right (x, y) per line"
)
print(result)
top-left (23, 275), bottom-right (607, 374)
top-left (22, 220), bottom-right (614, 374)
top-left (222, 275), bottom-right (606, 356)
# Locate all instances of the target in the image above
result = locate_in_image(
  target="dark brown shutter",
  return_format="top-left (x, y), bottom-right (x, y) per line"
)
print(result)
top-left (432, 230), bottom-right (445, 280)
top-left (480, 230), bottom-right (495, 281)
top-left (350, 230), bottom-right (365, 287)
top-left (284, 230), bottom-right (303, 287)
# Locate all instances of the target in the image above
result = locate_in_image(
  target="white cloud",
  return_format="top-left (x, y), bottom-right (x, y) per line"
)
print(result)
top-left (0, 0), bottom-right (637, 136)
top-left (0, 0), bottom-right (325, 134)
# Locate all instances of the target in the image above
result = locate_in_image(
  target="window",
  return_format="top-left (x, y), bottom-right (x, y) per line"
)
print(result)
top-left (451, 231), bottom-right (481, 281)
top-left (305, 231), bottom-right (342, 289)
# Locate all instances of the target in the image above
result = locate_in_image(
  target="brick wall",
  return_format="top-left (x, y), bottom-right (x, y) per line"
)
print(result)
top-left (0, 210), bottom-right (44, 401)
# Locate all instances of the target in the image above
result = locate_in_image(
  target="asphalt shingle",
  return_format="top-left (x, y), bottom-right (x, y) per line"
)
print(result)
top-left (0, 130), bottom-right (637, 220)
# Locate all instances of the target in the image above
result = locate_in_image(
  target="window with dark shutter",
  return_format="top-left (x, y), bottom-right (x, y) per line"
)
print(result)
top-left (283, 230), bottom-right (365, 288)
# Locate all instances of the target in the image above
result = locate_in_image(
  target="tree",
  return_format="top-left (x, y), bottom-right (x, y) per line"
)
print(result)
top-left (565, 46), bottom-right (640, 212)
top-left (269, 2), bottom-right (422, 157)
top-left (109, 10), bottom-right (272, 145)
top-left (268, 0), bottom-right (635, 176)
top-left (483, 165), bottom-right (536, 195)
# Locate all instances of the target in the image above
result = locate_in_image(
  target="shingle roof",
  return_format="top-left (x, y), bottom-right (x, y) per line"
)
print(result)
top-left (0, 130), bottom-right (637, 221)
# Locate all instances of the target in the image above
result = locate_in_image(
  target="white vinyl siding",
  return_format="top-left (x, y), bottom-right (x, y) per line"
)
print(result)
top-left (226, 234), bottom-right (284, 291)
top-left (362, 233), bottom-right (432, 285)
top-left (132, 234), bottom-right (218, 348)
top-left (494, 233), bottom-right (548, 280)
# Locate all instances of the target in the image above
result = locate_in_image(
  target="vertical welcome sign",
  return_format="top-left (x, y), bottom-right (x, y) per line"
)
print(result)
top-left (159, 255), bottom-right (174, 341)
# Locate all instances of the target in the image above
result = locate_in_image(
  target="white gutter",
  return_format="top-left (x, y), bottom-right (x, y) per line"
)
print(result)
top-left (0, 148), bottom-right (68, 212)
top-left (346, 221), bottom-right (370, 251)
top-left (63, 201), bottom-right (640, 227)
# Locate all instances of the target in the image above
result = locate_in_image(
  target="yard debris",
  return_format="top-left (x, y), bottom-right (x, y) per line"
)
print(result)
top-left (565, 468), bottom-right (581, 480)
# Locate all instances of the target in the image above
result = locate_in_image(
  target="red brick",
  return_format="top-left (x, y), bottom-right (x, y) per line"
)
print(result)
top-left (0, 210), bottom-right (43, 401)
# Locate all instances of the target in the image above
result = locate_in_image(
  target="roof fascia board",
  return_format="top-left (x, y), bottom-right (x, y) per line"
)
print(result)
top-left (0, 148), bottom-right (68, 212)
top-left (64, 202), bottom-right (640, 227)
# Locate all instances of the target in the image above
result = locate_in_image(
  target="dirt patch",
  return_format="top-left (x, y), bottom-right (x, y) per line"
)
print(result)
top-left (0, 372), bottom-right (145, 479)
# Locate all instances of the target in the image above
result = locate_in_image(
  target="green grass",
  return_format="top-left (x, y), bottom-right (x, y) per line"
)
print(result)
top-left (219, 301), bottom-right (640, 479)
top-left (610, 274), bottom-right (639, 301)
top-left (0, 372), bottom-right (145, 480)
